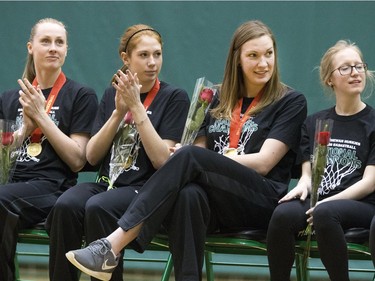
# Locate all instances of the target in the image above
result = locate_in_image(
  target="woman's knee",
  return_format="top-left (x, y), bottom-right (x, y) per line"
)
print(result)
top-left (172, 145), bottom-right (206, 164)
top-left (313, 202), bottom-right (334, 223)
top-left (271, 203), bottom-right (297, 225)
top-left (268, 201), bottom-right (307, 235)
top-left (85, 196), bottom-right (104, 216)
top-left (53, 193), bottom-right (82, 214)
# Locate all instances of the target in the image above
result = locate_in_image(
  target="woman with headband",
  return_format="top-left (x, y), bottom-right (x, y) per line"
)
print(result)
top-left (46, 23), bottom-right (190, 281)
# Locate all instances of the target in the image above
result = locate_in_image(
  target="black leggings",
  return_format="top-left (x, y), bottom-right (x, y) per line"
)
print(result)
top-left (117, 146), bottom-right (284, 281)
top-left (267, 198), bottom-right (375, 281)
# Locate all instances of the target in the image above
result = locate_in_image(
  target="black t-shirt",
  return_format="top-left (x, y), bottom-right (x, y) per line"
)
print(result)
top-left (94, 81), bottom-right (190, 187)
top-left (199, 89), bottom-right (307, 196)
top-left (0, 78), bottom-right (98, 186)
top-left (301, 105), bottom-right (375, 204)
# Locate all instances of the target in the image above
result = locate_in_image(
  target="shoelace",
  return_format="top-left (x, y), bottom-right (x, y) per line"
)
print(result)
top-left (88, 240), bottom-right (109, 255)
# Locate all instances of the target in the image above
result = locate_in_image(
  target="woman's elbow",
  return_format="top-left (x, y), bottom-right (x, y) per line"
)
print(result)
top-left (255, 161), bottom-right (275, 176)
top-left (152, 159), bottom-right (167, 170)
top-left (86, 153), bottom-right (101, 167)
top-left (256, 166), bottom-right (270, 176)
top-left (151, 154), bottom-right (172, 170)
top-left (70, 158), bottom-right (87, 173)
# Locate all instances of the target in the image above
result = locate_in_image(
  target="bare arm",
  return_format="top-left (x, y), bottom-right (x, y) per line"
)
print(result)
top-left (320, 165), bottom-right (375, 202)
top-left (18, 78), bottom-right (89, 172)
top-left (86, 109), bottom-right (123, 166)
top-left (100, 70), bottom-right (173, 170)
top-left (226, 138), bottom-right (289, 176)
top-left (278, 161), bottom-right (312, 203)
top-left (132, 103), bottom-right (175, 169)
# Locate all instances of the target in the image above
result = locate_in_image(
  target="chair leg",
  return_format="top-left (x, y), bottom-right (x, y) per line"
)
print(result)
top-left (14, 254), bottom-right (21, 281)
top-left (160, 254), bottom-right (174, 281)
top-left (295, 253), bottom-right (304, 281)
top-left (295, 252), bottom-right (309, 281)
top-left (205, 251), bottom-right (215, 281)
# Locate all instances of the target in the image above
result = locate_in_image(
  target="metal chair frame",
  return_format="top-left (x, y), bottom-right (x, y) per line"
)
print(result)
top-left (204, 229), bottom-right (303, 281)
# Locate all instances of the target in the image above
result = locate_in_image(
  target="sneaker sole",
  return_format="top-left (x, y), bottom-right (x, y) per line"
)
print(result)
top-left (65, 251), bottom-right (112, 281)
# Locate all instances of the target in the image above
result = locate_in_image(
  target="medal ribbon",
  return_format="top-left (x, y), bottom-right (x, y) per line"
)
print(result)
top-left (228, 89), bottom-right (263, 148)
top-left (30, 72), bottom-right (66, 143)
top-left (124, 78), bottom-right (160, 122)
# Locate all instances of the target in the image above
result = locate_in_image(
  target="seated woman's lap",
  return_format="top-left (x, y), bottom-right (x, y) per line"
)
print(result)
top-left (85, 185), bottom-right (140, 216)
top-left (314, 199), bottom-right (375, 229)
top-left (52, 182), bottom-right (106, 212)
top-left (269, 199), bottom-right (310, 233)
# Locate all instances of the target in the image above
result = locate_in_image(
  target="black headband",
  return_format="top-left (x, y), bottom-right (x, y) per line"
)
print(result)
top-left (124, 28), bottom-right (161, 52)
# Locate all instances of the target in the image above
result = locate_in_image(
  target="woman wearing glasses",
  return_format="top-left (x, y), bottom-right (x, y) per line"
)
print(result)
top-left (267, 40), bottom-right (375, 281)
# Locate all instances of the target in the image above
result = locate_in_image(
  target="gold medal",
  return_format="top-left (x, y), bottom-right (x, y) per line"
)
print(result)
top-left (27, 142), bottom-right (42, 157)
top-left (224, 147), bottom-right (238, 156)
top-left (123, 156), bottom-right (133, 169)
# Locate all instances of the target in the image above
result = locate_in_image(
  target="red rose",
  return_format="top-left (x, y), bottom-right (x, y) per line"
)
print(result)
top-left (318, 131), bottom-right (330, 145)
top-left (199, 88), bottom-right (214, 104)
top-left (124, 112), bottom-right (133, 124)
top-left (2, 132), bottom-right (14, 146)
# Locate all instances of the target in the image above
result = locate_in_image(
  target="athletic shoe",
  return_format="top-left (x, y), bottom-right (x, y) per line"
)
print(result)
top-left (65, 238), bottom-right (119, 281)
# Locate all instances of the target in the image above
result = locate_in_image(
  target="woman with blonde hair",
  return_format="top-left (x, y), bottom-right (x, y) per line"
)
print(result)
top-left (267, 40), bottom-right (375, 281)
top-left (0, 18), bottom-right (98, 280)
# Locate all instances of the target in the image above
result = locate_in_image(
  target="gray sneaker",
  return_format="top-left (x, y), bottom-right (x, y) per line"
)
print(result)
top-left (66, 238), bottom-right (119, 281)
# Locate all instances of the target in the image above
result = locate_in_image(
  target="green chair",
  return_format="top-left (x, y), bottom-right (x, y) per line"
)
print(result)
top-left (16, 223), bottom-right (51, 280)
top-left (204, 228), bottom-right (303, 281)
top-left (204, 228), bottom-right (267, 281)
top-left (295, 227), bottom-right (375, 281)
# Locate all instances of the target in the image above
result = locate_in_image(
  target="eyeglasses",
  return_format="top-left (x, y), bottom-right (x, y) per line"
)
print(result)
top-left (331, 63), bottom-right (368, 76)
